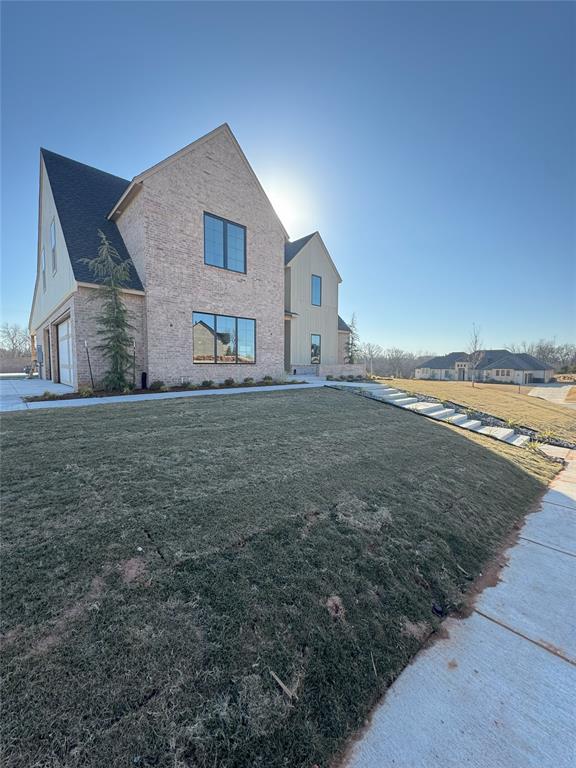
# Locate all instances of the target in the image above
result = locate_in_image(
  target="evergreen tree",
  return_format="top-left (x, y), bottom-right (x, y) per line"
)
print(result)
top-left (346, 313), bottom-right (361, 363)
top-left (81, 230), bottom-right (134, 391)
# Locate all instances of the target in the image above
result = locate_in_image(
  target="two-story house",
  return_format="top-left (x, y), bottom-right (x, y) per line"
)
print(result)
top-left (29, 124), bottom-right (361, 390)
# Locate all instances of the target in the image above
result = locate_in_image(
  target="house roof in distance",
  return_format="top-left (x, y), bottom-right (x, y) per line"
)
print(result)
top-left (40, 149), bottom-right (144, 291)
top-left (419, 349), bottom-right (553, 371)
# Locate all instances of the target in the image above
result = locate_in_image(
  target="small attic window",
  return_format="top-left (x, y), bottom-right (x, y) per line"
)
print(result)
top-left (50, 218), bottom-right (57, 273)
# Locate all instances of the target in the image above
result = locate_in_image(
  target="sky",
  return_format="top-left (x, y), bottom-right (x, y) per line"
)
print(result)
top-left (1, 0), bottom-right (575, 353)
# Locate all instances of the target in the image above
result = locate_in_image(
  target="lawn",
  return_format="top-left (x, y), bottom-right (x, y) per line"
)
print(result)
top-left (0, 388), bottom-right (558, 768)
top-left (388, 378), bottom-right (576, 443)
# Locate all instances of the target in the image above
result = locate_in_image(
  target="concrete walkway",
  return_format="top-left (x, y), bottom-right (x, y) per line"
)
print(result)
top-left (345, 445), bottom-right (576, 768)
top-left (529, 383), bottom-right (576, 410)
top-left (0, 376), bottom-right (327, 413)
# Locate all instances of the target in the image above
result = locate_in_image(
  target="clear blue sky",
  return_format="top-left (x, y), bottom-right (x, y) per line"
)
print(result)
top-left (2, 1), bottom-right (574, 352)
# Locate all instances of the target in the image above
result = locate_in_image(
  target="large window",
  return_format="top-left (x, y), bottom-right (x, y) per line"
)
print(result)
top-left (193, 312), bottom-right (255, 364)
top-left (50, 218), bottom-right (57, 273)
top-left (311, 334), bottom-right (321, 364)
top-left (204, 212), bottom-right (246, 273)
top-left (311, 274), bottom-right (322, 306)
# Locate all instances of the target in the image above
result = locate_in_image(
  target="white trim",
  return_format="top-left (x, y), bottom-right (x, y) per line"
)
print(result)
top-left (76, 281), bottom-right (145, 296)
top-left (284, 231), bottom-right (342, 283)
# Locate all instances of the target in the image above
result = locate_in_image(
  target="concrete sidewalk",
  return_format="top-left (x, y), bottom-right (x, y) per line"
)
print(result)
top-left (529, 383), bottom-right (576, 410)
top-left (0, 377), bottom-right (327, 413)
top-left (345, 446), bottom-right (576, 768)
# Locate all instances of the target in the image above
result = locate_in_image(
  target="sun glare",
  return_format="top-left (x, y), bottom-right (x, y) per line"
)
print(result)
top-left (263, 176), bottom-right (316, 239)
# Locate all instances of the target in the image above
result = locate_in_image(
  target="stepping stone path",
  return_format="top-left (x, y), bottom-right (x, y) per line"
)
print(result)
top-left (332, 382), bottom-right (531, 448)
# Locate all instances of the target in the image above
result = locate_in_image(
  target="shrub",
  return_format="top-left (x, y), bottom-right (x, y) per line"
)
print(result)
top-left (78, 386), bottom-right (94, 398)
top-left (122, 386), bottom-right (133, 394)
top-left (184, 382), bottom-right (198, 390)
top-left (224, 378), bottom-right (235, 387)
top-left (339, 375), bottom-right (347, 381)
top-left (263, 375), bottom-right (273, 382)
top-left (180, 381), bottom-right (191, 389)
top-left (243, 377), bottom-right (254, 385)
top-left (159, 385), bottom-right (170, 392)
top-left (355, 374), bottom-right (364, 380)
top-left (201, 380), bottom-right (214, 388)
top-left (149, 380), bottom-right (164, 391)
top-left (326, 375), bottom-right (334, 381)
top-left (347, 374), bottom-right (356, 381)
top-left (41, 391), bottom-right (60, 400)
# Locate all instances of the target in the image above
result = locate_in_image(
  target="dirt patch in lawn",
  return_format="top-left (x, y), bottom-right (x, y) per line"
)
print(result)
top-left (0, 388), bottom-right (559, 768)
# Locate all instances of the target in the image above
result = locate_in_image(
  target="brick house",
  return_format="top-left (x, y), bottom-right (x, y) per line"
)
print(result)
top-left (29, 125), bottom-right (361, 390)
top-left (415, 350), bottom-right (554, 384)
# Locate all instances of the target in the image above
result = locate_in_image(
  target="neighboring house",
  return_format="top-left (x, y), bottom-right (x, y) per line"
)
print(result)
top-left (415, 349), bottom-right (554, 385)
top-left (29, 124), bottom-right (362, 390)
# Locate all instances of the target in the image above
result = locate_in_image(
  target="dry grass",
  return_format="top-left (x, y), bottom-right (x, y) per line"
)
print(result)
top-left (0, 388), bottom-right (558, 767)
top-left (566, 386), bottom-right (576, 403)
top-left (387, 378), bottom-right (576, 442)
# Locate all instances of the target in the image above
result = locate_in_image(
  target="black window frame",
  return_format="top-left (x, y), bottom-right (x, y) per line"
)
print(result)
top-left (203, 212), bottom-right (247, 274)
top-left (311, 274), bottom-right (322, 306)
top-left (311, 333), bottom-right (321, 364)
top-left (192, 311), bottom-right (256, 365)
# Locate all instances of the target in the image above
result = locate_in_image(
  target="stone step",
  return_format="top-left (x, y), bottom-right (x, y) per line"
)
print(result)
top-left (475, 425), bottom-right (515, 441)
top-left (381, 392), bottom-right (409, 401)
top-left (428, 408), bottom-right (456, 420)
top-left (405, 402), bottom-right (445, 415)
top-left (506, 434), bottom-right (531, 447)
top-left (394, 397), bottom-right (419, 406)
top-left (445, 413), bottom-right (469, 425)
top-left (458, 419), bottom-right (483, 430)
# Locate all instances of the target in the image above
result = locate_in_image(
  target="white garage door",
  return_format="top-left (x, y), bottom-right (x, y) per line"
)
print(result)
top-left (57, 319), bottom-right (73, 386)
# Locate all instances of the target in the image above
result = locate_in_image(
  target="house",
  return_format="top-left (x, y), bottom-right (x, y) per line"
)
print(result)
top-left (415, 349), bottom-right (554, 385)
top-left (29, 124), bottom-right (363, 390)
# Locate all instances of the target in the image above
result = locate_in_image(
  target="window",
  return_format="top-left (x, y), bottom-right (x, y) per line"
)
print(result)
top-left (506, 369), bottom-right (511, 376)
top-left (193, 312), bottom-right (255, 364)
top-left (41, 247), bottom-right (46, 292)
top-left (204, 212), bottom-right (246, 273)
top-left (311, 334), bottom-right (321, 363)
top-left (50, 218), bottom-right (57, 273)
top-left (311, 274), bottom-right (322, 306)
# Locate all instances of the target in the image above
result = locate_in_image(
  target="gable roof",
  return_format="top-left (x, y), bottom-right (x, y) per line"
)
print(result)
top-left (40, 149), bottom-right (144, 291)
top-left (338, 315), bottom-right (351, 332)
top-left (419, 349), bottom-right (553, 371)
top-left (284, 233), bottom-right (316, 265)
top-left (108, 124), bottom-right (290, 240)
top-left (477, 351), bottom-right (553, 371)
top-left (419, 352), bottom-right (470, 369)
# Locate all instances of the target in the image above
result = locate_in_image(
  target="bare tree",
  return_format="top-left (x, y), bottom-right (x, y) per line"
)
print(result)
top-left (467, 323), bottom-right (483, 387)
top-left (0, 323), bottom-right (30, 356)
top-left (361, 342), bottom-right (383, 376)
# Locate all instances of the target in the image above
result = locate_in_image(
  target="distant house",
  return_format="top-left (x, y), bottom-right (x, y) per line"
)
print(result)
top-left (415, 349), bottom-right (554, 385)
top-left (28, 124), bottom-right (362, 390)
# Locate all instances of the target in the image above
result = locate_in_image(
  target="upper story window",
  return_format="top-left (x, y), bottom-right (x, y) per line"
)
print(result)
top-left (204, 212), bottom-right (246, 273)
top-left (311, 274), bottom-right (322, 306)
top-left (41, 247), bottom-right (46, 292)
top-left (50, 218), bottom-right (57, 273)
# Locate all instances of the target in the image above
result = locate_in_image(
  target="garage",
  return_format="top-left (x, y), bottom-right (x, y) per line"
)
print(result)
top-left (57, 318), bottom-right (73, 386)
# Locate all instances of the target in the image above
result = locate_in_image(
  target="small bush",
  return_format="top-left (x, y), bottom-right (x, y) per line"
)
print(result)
top-left (41, 391), bottom-right (60, 400)
top-left (355, 375), bottom-right (364, 380)
top-left (263, 375), bottom-right (273, 382)
top-left (78, 386), bottom-right (94, 398)
top-left (326, 375), bottom-right (334, 381)
top-left (339, 375), bottom-right (347, 381)
top-left (184, 382), bottom-right (198, 390)
top-left (201, 380), bottom-right (214, 388)
top-left (159, 385), bottom-right (170, 392)
top-left (243, 377), bottom-right (254, 385)
top-left (347, 375), bottom-right (356, 381)
top-left (122, 386), bottom-right (133, 395)
top-left (224, 378), bottom-right (235, 387)
top-left (180, 381), bottom-right (191, 389)
top-left (149, 380), bottom-right (164, 391)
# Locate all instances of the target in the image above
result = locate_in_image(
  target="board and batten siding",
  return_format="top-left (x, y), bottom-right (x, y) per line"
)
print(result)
top-left (285, 234), bottom-right (340, 367)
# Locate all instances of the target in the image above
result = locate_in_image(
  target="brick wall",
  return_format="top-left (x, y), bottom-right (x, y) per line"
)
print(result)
top-left (115, 128), bottom-right (286, 386)
top-left (73, 286), bottom-right (146, 389)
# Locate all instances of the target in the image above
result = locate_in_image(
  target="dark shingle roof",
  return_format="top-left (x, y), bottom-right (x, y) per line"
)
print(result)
top-left (419, 349), bottom-right (552, 371)
top-left (338, 315), bottom-right (351, 332)
top-left (419, 352), bottom-right (470, 369)
top-left (477, 351), bottom-right (552, 371)
top-left (284, 233), bottom-right (316, 265)
top-left (41, 149), bottom-right (143, 291)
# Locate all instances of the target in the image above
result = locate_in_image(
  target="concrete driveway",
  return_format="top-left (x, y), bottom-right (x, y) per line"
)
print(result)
top-left (345, 445), bottom-right (576, 768)
top-left (529, 383), bottom-right (576, 409)
top-left (0, 378), bottom-right (72, 412)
